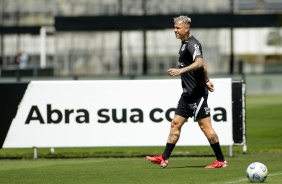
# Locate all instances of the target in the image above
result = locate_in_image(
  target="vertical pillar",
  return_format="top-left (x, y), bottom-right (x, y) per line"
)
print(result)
top-left (33, 147), bottom-right (38, 160)
top-left (40, 27), bottom-right (47, 68)
top-left (40, 26), bottom-right (55, 69)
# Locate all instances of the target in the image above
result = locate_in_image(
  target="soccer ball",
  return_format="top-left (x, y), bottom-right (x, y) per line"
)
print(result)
top-left (246, 162), bottom-right (268, 183)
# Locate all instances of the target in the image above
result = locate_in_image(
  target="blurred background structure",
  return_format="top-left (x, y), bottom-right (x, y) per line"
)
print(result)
top-left (0, 0), bottom-right (281, 78)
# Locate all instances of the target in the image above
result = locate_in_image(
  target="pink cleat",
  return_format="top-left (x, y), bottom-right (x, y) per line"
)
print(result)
top-left (146, 155), bottom-right (168, 168)
top-left (204, 160), bottom-right (228, 169)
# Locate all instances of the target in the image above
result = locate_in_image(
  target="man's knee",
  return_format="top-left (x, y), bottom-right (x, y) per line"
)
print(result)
top-left (170, 117), bottom-right (184, 130)
top-left (173, 115), bottom-right (186, 123)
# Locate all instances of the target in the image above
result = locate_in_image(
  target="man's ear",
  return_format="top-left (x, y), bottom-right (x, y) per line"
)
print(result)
top-left (185, 26), bottom-right (190, 33)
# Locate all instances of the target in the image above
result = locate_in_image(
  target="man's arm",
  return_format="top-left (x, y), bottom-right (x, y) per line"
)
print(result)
top-left (203, 63), bottom-right (215, 92)
top-left (203, 63), bottom-right (209, 82)
top-left (167, 58), bottom-right (215, 92)
top-left (167, 57), bottom-right (203, 76)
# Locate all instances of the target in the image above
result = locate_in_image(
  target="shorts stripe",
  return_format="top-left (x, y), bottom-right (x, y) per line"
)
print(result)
top-left (194, 97), bottom-right (204, 120)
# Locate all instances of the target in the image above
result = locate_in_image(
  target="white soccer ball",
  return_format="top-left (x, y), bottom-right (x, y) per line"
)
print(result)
top-left (246, 162), bottom-right (268, 183)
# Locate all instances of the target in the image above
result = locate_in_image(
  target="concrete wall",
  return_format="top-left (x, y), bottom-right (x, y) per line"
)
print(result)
top-left (245, 74), bottom-right (282, 95)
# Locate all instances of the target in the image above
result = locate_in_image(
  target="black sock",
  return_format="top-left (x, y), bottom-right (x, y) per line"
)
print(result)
top-left (210, 142), bottom-right (225, 161)
top-left (162, 143), bottom-right (175, 160)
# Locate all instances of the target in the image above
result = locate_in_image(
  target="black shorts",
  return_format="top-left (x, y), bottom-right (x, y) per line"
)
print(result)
top-left (175, 93), bottom-right (210, 121)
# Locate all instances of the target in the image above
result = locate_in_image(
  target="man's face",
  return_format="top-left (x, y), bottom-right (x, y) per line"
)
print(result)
top-left (174, 22), bottom-right (189, 41)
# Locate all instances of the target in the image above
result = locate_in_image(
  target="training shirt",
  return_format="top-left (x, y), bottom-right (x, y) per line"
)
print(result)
top-left (178, 35), bottom-right (208, 100)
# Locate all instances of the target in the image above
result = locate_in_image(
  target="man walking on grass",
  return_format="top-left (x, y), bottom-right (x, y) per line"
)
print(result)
top-left (146, 15), bottom-right (227, 169)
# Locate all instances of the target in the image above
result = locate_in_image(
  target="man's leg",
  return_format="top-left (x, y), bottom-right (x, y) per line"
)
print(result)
top-left (146, 115), bottom-right (186, 167)
top-left (197, 117), bottom-right (227, 168)
top-left (162, 115), bottom-right (187, 159)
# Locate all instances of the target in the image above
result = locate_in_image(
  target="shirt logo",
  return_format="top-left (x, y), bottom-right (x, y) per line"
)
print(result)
top-left (181, 44), bottom-right (186, 51)
top-left (194, 44), bottom-right (201, 55)
top-left (178, 62), bottom-right (185, 67)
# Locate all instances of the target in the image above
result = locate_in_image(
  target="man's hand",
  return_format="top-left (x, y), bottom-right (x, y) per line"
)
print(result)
top-left (167, 68), bottom-right (182, 77)
top-left (206, 80), bottom-right (215, 92)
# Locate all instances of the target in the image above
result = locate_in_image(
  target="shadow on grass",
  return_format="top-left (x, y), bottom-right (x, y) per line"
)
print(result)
top-left (168, 165), bottom-right (205, 169)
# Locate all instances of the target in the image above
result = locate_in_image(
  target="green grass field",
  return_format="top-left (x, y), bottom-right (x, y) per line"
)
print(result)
top-left (0, 95), bottom-right (281, 184)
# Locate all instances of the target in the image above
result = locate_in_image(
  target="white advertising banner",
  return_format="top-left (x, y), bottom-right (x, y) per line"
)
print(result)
top-left (3, 79), bottom-right (233, 148)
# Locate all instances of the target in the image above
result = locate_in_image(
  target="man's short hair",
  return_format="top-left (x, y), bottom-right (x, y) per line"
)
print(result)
top-left (174, 15), bottom-right (191, 25)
